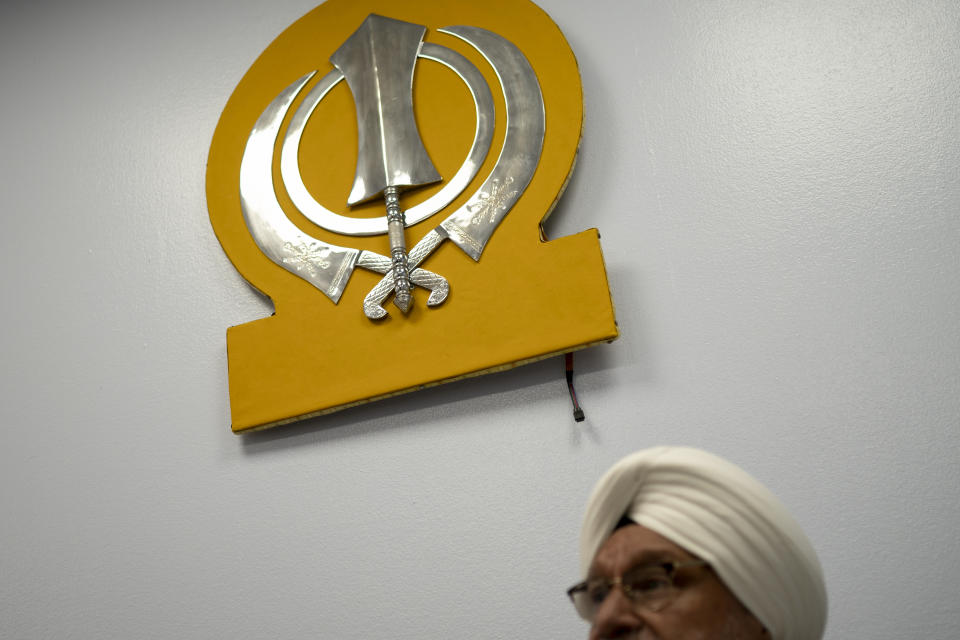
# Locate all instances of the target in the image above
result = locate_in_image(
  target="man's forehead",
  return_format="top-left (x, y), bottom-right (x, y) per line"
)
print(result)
top-left (588, 524), bottom-right (698, 577)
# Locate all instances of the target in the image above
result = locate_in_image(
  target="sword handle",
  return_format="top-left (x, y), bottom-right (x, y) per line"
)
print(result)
top-left (384, 186), bottom-right (412, 313)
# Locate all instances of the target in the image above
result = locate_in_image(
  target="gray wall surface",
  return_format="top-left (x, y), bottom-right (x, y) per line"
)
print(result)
top-left (2, 0), bottom-right (958, 638)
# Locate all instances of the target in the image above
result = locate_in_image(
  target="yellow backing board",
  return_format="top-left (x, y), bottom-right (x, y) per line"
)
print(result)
top-left (207, 0), bottom-right (618, 432)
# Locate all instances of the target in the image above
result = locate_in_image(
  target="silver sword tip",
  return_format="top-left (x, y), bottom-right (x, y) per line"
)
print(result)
top-left (393, 287), bottom-right (413, 314)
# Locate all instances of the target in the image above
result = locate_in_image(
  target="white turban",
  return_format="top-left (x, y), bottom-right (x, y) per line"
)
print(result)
top-left (579, 447), bottom-right (827, 640)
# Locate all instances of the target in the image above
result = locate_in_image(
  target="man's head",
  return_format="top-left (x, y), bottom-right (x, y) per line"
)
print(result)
top-left (571, 447), bottom-right (827, 640)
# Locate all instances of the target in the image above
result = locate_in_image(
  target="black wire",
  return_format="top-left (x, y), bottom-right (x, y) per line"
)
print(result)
top-left (565, 352), bottom-right (585, 422)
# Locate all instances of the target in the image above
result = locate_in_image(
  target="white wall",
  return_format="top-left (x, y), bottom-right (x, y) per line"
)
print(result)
top-left (2, 0), bottom-right (958, 638)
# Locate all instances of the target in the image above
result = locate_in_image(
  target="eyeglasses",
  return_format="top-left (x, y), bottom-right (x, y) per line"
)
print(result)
top-left (566, 560), bottom-right (709, 621)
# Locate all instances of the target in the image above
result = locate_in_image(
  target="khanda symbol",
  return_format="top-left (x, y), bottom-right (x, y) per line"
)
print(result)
top-left (239, 14), bottom-right (545, 319)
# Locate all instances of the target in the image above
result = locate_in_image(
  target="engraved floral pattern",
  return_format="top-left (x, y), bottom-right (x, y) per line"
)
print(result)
top-left (467, 176), bottom-right (517, 225)
top-left (281, 241), bottom-right (331, 279)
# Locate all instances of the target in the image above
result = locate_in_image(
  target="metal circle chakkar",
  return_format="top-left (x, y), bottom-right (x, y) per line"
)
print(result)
top-left (280, 42), bottom-right (495, 236)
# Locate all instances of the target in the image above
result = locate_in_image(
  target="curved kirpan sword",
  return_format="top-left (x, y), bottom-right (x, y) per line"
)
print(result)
top-left (239, 25), bottom-right (544, 319)
top-left (241, 72), bottom-right (449, 307)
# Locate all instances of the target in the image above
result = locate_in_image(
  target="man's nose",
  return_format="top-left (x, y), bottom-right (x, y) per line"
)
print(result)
top-left (588, 587), bottom-right (645, 640)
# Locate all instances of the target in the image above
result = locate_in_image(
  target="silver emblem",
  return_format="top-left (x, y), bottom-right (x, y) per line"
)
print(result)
top-left (239, 14), bottom-right (545, 319)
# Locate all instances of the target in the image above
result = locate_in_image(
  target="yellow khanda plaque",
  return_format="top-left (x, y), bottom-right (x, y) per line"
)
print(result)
top-left (207, 0), bottom-right (618, 432)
